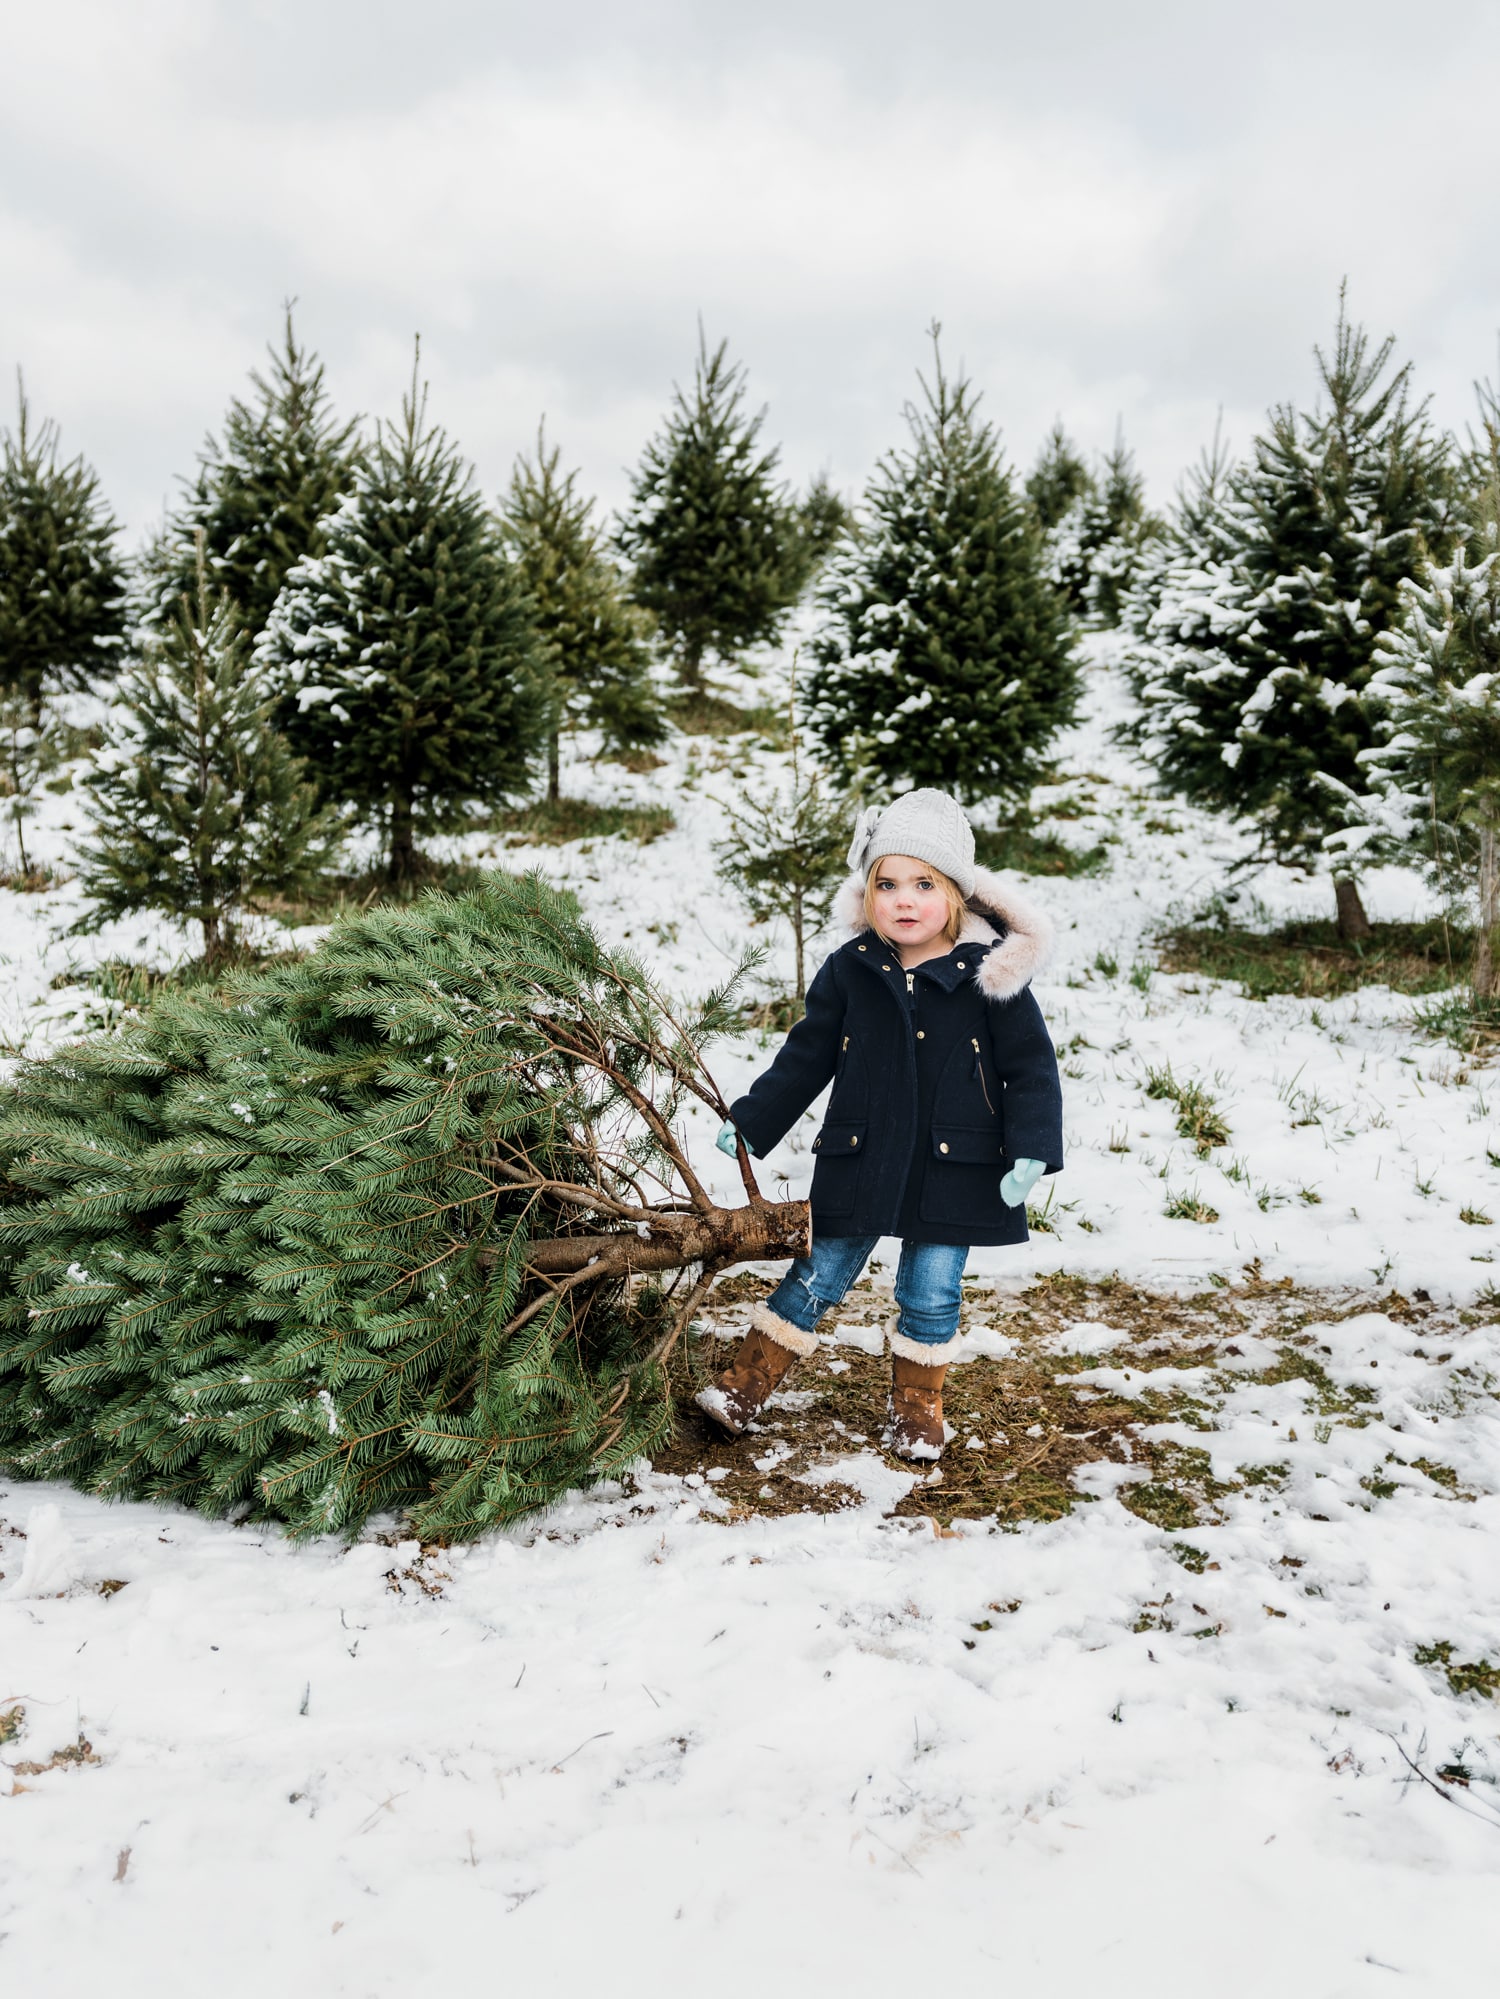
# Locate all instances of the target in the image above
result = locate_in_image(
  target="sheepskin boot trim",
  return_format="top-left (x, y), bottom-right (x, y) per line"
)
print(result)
top-left (888, 1328), bottom-right (962, 1366)
top-left (748, 1301), bottom-right (820, 1358)
top-left (887, 1351), bottom-right (951, 1463)
top-left (695, 1309), bottom-right (811, 1436)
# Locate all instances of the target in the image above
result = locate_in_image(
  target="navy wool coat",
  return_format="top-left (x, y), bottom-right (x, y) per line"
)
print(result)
top-left (730, 868), bottom-right (1064, 1248)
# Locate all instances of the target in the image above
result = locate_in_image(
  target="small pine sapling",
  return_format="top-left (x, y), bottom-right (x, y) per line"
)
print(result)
top-left (714, 664), bottom-right (848, 1002)
top-left (74, 542), bottom-right (337, 961)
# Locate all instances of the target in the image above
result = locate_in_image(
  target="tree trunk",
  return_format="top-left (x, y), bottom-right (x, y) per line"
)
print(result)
top-left (791, 890), bottom-right (806, 1004)
top-left (680, 638), bottom-right (703, 692)
top-left (201, 909), bottom-right (223, 962)
top-left (388, 792), bottom-right (416, 890)
top-left (481, 1195), bottom-right (810, 1282)
top-left (547, 727), bottom-right (561, 807)
top-left (1334, 875), bottom-right (1371, 943)
top-left (1476, 822), bottom-right (1499, 1002)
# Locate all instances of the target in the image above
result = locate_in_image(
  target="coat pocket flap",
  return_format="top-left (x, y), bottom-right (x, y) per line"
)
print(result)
top-left (930, 1125), bottom-right (1005, 1164)
top-left (813, 1120), bottom-right (868, 1154)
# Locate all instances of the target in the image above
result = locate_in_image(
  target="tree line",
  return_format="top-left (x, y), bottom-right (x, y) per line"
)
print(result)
top-left (1, 296), bottom-right (1496, 998)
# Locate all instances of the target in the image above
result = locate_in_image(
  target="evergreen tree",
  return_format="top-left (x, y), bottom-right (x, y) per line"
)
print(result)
top-left (258, 354), bottom-right (546, 886)
top-left (806, 327), bottom-right (1078, 807)
top-left (0, 376), bottom-right (124, 705)
top-left (616, 329), bottom-right (797, 687)
top-left (1048, 428), bottom-right (1158, 628)
top-left (714, 665), bottom-right (848, 1002)
top-left (1130, 297), bottom-right (1452, 933)
top-left (499, 425), bottom-right (662, 803)
top-left (779, 470), bottom-right (853, 602)
top-left (0, 876), bottom-right (807, 1539)
top-left (138, 309), bottom-right (359, 641)
top-left (1025, 421), bottom-right (1094, 531)
top-left (74, 543), bottom-right (336, 961)
top-left (1322, 389), bottom-right (1500, 996)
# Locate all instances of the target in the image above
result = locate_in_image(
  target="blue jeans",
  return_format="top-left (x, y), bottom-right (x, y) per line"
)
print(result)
top-left (765, 1235), bottom-right (968, 1347)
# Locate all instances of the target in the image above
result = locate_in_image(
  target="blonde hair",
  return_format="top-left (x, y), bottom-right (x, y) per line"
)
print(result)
top-left (863, 860), bottom-right (968, 946)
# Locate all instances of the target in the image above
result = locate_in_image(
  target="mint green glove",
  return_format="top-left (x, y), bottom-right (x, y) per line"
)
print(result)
top-left (1000, 1157), bottom-right (1045, 1208)
top-left (724, 1119), bottom-right (756, 1167)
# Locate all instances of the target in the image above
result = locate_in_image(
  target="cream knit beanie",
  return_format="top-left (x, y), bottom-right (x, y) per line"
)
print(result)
top-left (845, 788), bottom-right (976, 898)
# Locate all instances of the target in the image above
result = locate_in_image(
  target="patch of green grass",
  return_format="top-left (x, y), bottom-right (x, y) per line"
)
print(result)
top-left (663, 689), bottom-right (789, 742)
top-left (1092, 949), bottom-right (1119, 978)
top-left (1259, 1345), bottom-right (1379, 1423)
top-left (1460, 1206), bottom-right (1494, 1227)
top-left (1144, 1063), bottom-right (1231, 1154)
top-left (1170, 1541), bottom-right (1212, 1573)
top-left (0, 1703), bottom-right (23, 1746)
top-left (1415, 1641), bottom-right (1500, 1700)
top-left (972, 823), bottom-right (1109, 879)
top-left (492, 796), bottom-right (676, 846)
top-left (1121, 1444), bottom-right (1235, 1530)
top-left (1159, 915), bottom-right (1473, 1002)
top-left (1164, 1188), bottom-right (1220, 1224)
top-left (1412, 988), bottom-right (1500, 1054)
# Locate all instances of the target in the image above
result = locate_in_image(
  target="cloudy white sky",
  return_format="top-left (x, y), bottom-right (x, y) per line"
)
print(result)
top-left (4, 0), bottom-right (1499, 541)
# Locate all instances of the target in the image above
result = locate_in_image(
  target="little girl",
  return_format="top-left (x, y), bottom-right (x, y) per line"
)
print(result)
top-left (699, 787), bottom-right (1063, 1461)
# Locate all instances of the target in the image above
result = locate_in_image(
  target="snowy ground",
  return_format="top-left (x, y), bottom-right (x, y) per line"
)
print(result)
top-left (2, 642), bottom-right (1498, 1992)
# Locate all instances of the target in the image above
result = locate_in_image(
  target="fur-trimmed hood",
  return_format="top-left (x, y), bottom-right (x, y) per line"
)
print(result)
top-left (832, 864), bottom-right (1054, 1000)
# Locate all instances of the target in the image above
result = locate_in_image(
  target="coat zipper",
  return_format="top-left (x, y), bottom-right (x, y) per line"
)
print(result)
top-left (972, 1037), bottom-right (995, 1115)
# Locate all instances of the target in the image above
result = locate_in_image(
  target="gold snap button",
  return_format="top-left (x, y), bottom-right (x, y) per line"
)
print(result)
top-left (881, 964), bottom-right (891, 971)
top-left (956, 961), bottom-right (965, 969)
top-left (813, 1137), bottom-right (821, 1149)
top-left (940, 1141), bottom-right (951, 1154)
top-left (849, 1135), bottom-right (858, 1147)
top-left (857, 944), bottom-right (866, 952)
top-left (916, 1030), bottom-right (925, 1039)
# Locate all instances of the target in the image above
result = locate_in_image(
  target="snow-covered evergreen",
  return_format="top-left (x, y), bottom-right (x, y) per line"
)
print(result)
top-left (136, 309), bottom-right (359, 643)
top-left (807, 332), bottom-right (1076, 808)
top-left (1128, 301), bottom-right (1452, 928)
top-left (257, 359), bottom-right (545, 885)
top-left (75, 547), bottom-right (335, 958)
top-left (1046, 429), bottom-right (1159, 629)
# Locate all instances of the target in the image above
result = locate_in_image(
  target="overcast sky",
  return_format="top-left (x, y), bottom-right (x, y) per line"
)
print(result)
top-left (4, 0), bottom-right (1499, 542)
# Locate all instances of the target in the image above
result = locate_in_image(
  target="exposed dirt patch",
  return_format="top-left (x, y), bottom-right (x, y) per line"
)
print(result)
top-left (646, 1267), bottom-right (1479, 1529)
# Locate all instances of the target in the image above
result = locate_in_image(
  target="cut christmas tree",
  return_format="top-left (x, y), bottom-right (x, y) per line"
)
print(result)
top-left (0, 874), bottom-right (808, 1540)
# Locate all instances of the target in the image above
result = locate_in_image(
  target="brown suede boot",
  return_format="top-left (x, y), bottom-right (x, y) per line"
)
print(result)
top-left (887, 1346), bottom-right (952, 1462)
top-left (696, 1305), bottom-right (818, 1435)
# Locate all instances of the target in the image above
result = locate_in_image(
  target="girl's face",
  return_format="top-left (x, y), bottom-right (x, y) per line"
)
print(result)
top-left (870, 855), bottom-right (953, 952)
